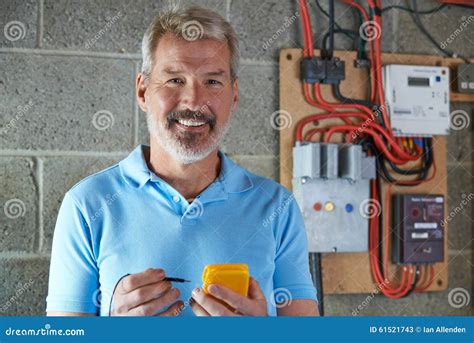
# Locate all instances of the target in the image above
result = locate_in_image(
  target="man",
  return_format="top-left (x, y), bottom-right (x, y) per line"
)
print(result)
top-left (47, 5), bottom-right (318, 317)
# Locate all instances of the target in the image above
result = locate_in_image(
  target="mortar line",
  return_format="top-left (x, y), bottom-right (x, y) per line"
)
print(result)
top-left (448, 249), bottom-right (472, 256)
top-left (36, 0), bottom-right (44, 48)
top-left (36, 157), bottom-right (44, 253)
top-left (0, 150), bottom-right (130, 157)
top-left (132, 60), bottom-right (140, 147)
top-left (0, 252), bottom-right (51, 259)
top-left (240, 58), bottom-right (277, 66)
top-left (0, 47), bottom-right (141, 60)
top-left (226, 0), bottom-right (231, 22)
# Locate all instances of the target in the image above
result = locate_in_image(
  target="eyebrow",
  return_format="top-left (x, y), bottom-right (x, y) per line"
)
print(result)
top-left (161, 68), bottom-right (227, 77)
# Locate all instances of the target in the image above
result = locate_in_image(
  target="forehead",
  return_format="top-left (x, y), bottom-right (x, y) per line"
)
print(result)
top-left (154, 33), bottom-right (231, 74)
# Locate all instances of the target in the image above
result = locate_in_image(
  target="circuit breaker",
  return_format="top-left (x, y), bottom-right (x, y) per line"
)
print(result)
top-left (392, 194), bottom-right (445, 264)
top-left (292, 143), bottom-right (376, 253)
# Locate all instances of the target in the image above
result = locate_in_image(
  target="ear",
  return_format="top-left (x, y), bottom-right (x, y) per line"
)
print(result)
top-left (136, 73), bottom-right (148, 113)
top-left (231, 78), bottom-right (239, 113)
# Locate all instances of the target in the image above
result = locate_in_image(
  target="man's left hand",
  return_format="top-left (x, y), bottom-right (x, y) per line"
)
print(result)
top-left (190, 277), bottom-right (268, 316)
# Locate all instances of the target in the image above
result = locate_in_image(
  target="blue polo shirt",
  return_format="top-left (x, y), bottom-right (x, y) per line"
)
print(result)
top-left (46, 145), bottom-right (316, 316)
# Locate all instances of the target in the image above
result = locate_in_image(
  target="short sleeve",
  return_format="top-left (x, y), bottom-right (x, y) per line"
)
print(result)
top-left (46, 192), bottom-right (99, 314)
top-left (272, 193), bottom-right (317, 303)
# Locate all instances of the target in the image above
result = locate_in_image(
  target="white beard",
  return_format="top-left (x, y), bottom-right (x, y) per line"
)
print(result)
top-left (146, 111), bottom-right (231, 165)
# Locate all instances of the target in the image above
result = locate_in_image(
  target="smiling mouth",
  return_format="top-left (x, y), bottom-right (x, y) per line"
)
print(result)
top-left (176, 119), bottom-right (207, 127)
top-left (173, 118), bottom-right (210, 132)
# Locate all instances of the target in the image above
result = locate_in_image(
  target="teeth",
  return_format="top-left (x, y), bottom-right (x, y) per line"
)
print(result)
top-left (177, 119), bottom-right (206, 127)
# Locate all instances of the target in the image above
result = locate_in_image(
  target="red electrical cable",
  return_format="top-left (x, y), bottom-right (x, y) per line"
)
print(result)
top-left (368, 181), bottom-right (415, 298)
top-left (338, 0), bottom-right (377, 101)
top-left (313, 83), bottom-right (376, 119)
top-left (305, 127), bottom-right (328, 141)
top-left (415, 265), bottom-right (435, 292)
top-left (323, 126), bottom-right (421, 164)
top-left (297, 0), bottom-right (436, 298)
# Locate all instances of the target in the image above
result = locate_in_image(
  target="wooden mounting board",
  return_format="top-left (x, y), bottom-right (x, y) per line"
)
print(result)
top-left (279, 49), bottom-right (454, 294)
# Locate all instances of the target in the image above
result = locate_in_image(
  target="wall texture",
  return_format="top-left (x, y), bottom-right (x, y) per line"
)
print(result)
top-left (0, 0), bottom-right (472, 316)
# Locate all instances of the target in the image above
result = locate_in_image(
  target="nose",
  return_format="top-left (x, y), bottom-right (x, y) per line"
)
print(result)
top-left (180, 80), bottom-right (207, 112)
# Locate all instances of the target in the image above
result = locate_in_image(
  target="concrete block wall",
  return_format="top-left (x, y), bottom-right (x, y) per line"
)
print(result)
top-left (0, 0), bottom-right (472, 316)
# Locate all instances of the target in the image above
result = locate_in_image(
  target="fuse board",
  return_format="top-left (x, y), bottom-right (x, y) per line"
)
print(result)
top-left (279, 49), bottom-right (450, 294)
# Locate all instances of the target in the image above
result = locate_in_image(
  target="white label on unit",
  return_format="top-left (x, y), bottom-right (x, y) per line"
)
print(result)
top-left (414, 222), bottom-right (438, 229)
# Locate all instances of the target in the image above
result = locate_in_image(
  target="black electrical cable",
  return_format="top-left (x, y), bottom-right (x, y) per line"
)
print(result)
top-left (373, 135), bottom-right (433, 186)
top-left (316, 0), bottom-right (367, 60)
top-left (383, 3), bottom-right (474, 13)
top-left (310, 252), bottom-right (324, 316)
top-left (387, 138), bottom-right (433, 176)
top-left (410, 0), bottom-right (471, 64)
top-left (382, 3), bottom-right (446, 14)
top-left (377, 155), bottom-right (428, 187)
top-left (315, 0), bottom-right (352, 40)
top-left (333, 83), bottom-right (377, 108)
top-left (403, 265), bottom-right (421, 297)
top-left (322, 29), bottom-right (359, 51)
top-left (326, 0), bottom-right (335, 59)
top-left (375, 159), bottom-right (385, 279)
top-left (360, 138), bottom-right (386, 279)
top-left (364, 138), bottom-right (424, 298)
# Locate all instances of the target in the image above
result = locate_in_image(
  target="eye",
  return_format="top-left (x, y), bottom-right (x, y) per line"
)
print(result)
top-left (206, 79), bottom-right (222, 85)
top-left (168, 78), bottom-right (184, 84)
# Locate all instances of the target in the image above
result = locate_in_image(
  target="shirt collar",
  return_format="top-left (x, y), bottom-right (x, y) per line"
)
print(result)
top-left (119, 145), bottom-right (253, 194)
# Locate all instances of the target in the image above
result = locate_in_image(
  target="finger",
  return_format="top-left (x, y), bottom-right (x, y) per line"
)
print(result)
top-left (192, 288), bottom-right (236, 316)
top-left (157, 300), bottom-right (185, 317)
top-left (248, 277), bottom-right (266, 300)
top-left (120, 268), bottom-right (166, 294)
top-left (207, 284), bottom-right (251, 313)
top-left (124, 280), bottom-right (172, 310)
top-left (189, 297), bottom-right (210, 317)
top-left (128, 288), bottom-right (180, 316)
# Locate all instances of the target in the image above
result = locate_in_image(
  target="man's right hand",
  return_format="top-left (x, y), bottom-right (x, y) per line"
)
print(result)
top-left (110, 268), bottom-right (183, 316)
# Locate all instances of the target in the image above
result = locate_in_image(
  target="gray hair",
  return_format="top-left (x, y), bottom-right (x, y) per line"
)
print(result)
top-left (141, 5), bottom-right (239, 80)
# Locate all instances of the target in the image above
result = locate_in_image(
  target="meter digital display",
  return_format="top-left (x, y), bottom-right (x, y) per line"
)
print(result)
top-left (408, 76), bottom-right (430, 87)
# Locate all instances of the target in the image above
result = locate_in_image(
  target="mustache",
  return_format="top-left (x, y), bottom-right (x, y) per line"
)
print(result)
top-left (167, 110), bottom-right (217, 129)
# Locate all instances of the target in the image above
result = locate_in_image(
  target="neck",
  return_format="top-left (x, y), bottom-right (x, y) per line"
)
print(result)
top-left (146, 141), bottom-right (221, 200)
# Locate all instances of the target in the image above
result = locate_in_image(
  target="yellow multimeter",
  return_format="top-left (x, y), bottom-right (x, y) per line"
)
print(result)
top-left (202, 263), bottom-right (250, 297)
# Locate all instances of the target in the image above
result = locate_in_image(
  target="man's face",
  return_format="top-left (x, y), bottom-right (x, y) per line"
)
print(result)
top-left (137, 33), bottom-right (238, 164)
